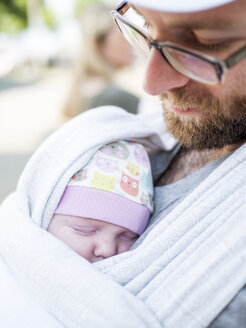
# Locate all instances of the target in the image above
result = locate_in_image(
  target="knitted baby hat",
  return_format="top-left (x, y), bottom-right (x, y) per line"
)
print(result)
top-left (54, 141), bottom-right (153, 235)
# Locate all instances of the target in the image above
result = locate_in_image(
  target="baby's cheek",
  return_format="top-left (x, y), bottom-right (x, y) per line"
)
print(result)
top-left (62, 235), bottom-right (88, 259)
top-left (118, 241), bottom-right (135, 254)
top-left (71, 243), bottom-right (91, 261)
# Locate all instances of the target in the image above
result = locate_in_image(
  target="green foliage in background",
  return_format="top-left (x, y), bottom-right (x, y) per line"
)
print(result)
top-left (74, 0), bottom-right (103, 16)
top-left (0, 0), bottom-right (28, 32)
top-left (42, 4), bottom-right (56, 29)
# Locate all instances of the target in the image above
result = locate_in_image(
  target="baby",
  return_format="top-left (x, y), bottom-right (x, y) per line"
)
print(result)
top-left (48, 141), bottom-right (154, 263)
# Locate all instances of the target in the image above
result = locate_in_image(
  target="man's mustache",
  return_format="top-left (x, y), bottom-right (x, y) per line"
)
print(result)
top-left (160, 90), bottom-right (222, 116)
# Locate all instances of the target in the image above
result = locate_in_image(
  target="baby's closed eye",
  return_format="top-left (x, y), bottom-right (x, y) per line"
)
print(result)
top-left (119, 231), bottom-right (138, 242)
top-left (70, 225), bottom-right (98, 236)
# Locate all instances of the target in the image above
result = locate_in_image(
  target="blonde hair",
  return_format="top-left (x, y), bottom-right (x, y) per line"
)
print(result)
top-left (63, 3), bottom-right (115, 118)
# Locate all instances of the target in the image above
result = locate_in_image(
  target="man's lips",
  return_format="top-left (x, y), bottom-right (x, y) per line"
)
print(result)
top-left (171, 105), bottom-right (197, 114)
top-left (164, 101), bottom-right (199, 115)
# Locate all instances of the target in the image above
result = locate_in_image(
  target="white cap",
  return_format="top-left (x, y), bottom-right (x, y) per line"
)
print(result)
top-left (129, 0), bottom-right (235, 13)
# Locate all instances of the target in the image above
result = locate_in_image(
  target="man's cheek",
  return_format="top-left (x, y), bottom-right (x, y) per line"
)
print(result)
top-left (212, 64), bottom-right (246, 100)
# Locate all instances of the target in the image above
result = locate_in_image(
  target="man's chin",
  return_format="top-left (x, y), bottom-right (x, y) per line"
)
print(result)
top-left (163, 108), bottom-right (246, 150)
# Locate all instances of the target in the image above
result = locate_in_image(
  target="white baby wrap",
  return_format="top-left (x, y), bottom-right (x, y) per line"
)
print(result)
top-left (0, 107), bottom-right (245, 328)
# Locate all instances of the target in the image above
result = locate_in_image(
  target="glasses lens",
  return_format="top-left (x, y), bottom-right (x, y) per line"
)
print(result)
top-left (115, 18), bottom-right (150, 56)
top-left (163, 47), bottom-right (219, 85)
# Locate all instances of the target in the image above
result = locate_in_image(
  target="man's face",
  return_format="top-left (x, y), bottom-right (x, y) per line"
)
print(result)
top-left (135, 0), bottom-right (246, 149)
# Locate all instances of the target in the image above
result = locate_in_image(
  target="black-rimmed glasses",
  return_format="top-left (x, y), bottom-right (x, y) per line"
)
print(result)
top-left (111, 1), bottom-right (246, 85)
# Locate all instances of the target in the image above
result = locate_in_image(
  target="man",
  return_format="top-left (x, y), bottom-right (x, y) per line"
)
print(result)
top-left (112, 0), bottom-right (246, 170)
top-left (111, 0), bottom-right (246, 327)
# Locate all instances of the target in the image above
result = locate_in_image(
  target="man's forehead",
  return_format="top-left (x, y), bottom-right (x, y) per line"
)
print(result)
top-left (129, 0), bottom-right (236, 13)
top-left (132, 0), bottom-right (244, 31)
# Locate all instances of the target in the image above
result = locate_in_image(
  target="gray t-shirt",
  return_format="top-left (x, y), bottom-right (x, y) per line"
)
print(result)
top-left (134, 146), bottom-right (246, 328)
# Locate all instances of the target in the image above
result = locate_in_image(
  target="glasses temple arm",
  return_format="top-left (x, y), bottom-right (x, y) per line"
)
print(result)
top-left (224, 46), bottom-right (246, 68)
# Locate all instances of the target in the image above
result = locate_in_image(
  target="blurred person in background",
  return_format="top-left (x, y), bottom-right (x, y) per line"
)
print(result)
top-left (63, 2), bottom-right (139, 119)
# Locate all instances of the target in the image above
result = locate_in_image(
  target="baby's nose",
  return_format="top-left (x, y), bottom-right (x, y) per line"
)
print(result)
top-left (93, 238), bottom-right (118, 259)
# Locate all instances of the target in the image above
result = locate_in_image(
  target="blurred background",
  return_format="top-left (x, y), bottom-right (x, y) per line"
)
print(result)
top-left (0, 0), bottom-right (159, 203)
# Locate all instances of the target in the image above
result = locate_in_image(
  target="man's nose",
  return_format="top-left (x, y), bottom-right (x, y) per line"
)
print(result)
top-left (93, 238), bottom-right (118, 259)
top-left (143, 48), bottom-right (190, 95)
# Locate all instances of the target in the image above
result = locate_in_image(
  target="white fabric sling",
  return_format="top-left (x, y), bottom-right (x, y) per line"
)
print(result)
top-left (0, 107), bottom-right (245, 328)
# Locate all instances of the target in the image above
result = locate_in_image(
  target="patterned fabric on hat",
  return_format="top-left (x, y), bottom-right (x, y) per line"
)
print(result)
top-left (54, 141), bottom-right (153, 235)
top-left (71, 141), bottom-right (153, 211)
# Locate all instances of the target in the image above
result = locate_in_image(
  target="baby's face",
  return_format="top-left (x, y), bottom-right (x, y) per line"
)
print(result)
top-left (48, 215), bottom-right (138, 263)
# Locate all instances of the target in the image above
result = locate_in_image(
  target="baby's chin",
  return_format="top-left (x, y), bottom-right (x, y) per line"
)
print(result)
top-left (91, 256), bottom-right (105, 263)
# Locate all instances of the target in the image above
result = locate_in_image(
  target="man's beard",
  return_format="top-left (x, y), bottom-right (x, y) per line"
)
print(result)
top-left (161, 89), bottom-right (246, 150)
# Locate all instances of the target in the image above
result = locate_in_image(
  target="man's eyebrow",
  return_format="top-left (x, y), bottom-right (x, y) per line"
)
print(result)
top-left (165, 20), bottom-right (237, 31)
top-left (131, 5), bottom-right (237, 31)
top-left (131, 4), bottom-right (146, 18)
